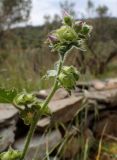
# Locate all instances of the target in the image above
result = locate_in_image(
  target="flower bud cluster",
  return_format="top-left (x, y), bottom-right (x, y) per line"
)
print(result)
top-left (58, 66), bottom-right (79, 91)
top-left (0, 148), bottom-right (22, 160)
top-left (47, 12), bottom-right (92, 56)
top-left (14, 92), bottom-right (50, 125)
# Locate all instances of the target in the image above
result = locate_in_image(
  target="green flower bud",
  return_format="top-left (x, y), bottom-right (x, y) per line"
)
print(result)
top-left (81, 23), bottom-right (92, 35)
top-left (63, 11), bottom-right (73, 26)
top-left (64, 16), bottom-right (73, 26)
top-left (14, 92), bottom-right (36, 106)
top-left (47, 13), bottom-right (92, 56)
top-left (56, 26), bottom-right (76, 42)
top-left (63, 66), bottom-right (79, 81)
top-left (0, 148), bottom-right (22, 160)
top-left (48, 35), bottom-right (59, 44)
top-left (74, 21), bottom-right (83, 33)
top-left (58, 66), bottom-right (79, 90)
top-left (59, 73), bottom-right (76, 90)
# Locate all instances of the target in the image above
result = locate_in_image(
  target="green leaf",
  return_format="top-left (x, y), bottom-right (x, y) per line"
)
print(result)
top-left (0, 88), bottom-right (17, 103)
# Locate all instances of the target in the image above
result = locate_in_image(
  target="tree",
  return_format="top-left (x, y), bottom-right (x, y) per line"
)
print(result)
top-left (96, 5), bottom-right (108, 18)
top-left (74, 4), bottom-right (117, 75)
top-left (0, 0), bottom-right (31, 29)
top-left (0, 0), bottom-right (31, 48)
top-left (87, 0), bottom-right (94, 18)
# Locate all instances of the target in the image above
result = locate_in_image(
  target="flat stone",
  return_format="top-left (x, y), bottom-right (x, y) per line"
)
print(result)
top-left (104, 78), bottom-right (117, 90)
top-left (84, 89), bottom-right (117, 107)
top-left (0, 120), bottom-right (16, 152)
top-left (0, 104), bottom-right (18, 126)
top-left (51, 88), bottom-right (69, 100)
top-left (49, 96), bottom-right (83, 121)
top-left (37, 117), bottom-right (50, 130)
top-left (92, 80), bottom-right (105, 90)
top-left (36, 88), bottom-right (69, 100)
top-left (37, 96), bottom-right (83, 129)
top-left (76, 78), bottom-right (117, 91)
top-left (14, 130), bottom-right (62, 160)
top-left (93, 114), bottom-right (117, 138)
top-left (76, 81), bottom-right (93, 90)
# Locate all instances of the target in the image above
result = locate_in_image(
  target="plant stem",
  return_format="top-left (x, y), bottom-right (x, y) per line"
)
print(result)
top-left (20, 59), bottom-right (63, 160)
top-left (20, 112), bottom-right (39, 160)
top-left (42, 59), bottom-right (63, 108)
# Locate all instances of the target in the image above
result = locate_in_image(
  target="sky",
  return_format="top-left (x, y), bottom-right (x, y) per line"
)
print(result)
top-left (29, 0), bottom-right (117, 26)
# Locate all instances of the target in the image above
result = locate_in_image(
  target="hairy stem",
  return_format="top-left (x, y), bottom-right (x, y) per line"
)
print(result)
top-left (20, 58), bottom-right (63, 160)
top-left (20, 112), bottom-right (39, 160)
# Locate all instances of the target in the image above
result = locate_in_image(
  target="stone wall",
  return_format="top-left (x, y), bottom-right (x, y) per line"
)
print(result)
top-left (0, 78), bottom-right (117, 159)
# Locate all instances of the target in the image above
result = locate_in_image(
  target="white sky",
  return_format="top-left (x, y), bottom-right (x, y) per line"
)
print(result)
top-left (29, 0), bottom-right (117, 26)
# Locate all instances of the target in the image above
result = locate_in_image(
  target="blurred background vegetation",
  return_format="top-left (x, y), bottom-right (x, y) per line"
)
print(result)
top-left (0, 0), bottom-right (117, 91)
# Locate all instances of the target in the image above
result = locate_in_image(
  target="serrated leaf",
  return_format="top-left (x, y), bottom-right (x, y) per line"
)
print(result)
top-left (0, 88), bottom-right (17, 103)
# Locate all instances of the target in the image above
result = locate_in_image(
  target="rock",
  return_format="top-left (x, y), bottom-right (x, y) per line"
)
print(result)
top-left (93, 114), bottom-right (117, 138)
top-left (0, 104), bottom-right (18, 127)
top-left (49, 96), bottom-right (83, 122)
top-left (51, 88), bottom-right (69, 101)
top-left (84, 89), bottom-right (117, 107)
top-left (62, 136), bottom-right (80, 159)
top-left (14, 130), bottom-right (62, 160)
top-left (37, 117), bottom-right (50, 131)
top-left (36, 88), bottom-right (69, 100)
top-left (76, 78), bottom-right (117, 91)
top-left (86, 99), bottom-right (106, 111)
top-left (92, 80), bottom-right (105, 90)
top-left (36, 89), bottom-right (49, 99)
top-left (0, 120), bottom-right (16, 152)
top-left (0, 104), bottom-right (18, 152)
top-left (105, 78), bottom-right (117, 90)
top-left (76, 81), bottom-right (93, 90)
top-left (62, 128), bottom-right (94, 160)
top-left (37, 96), bottom-right (83, 130)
